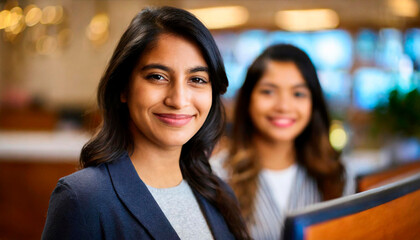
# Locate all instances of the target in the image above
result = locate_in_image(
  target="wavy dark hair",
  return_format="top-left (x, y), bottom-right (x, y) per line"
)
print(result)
top-left (226, 44), bottom-right (345, 219)
top-left (80, 6), bottom-right (249, 239)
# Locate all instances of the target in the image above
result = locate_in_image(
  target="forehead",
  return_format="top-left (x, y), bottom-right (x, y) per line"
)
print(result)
top-left (257, 61), bottom-right (306, 87)
top-left (137, 33), bottom-right (207, 67)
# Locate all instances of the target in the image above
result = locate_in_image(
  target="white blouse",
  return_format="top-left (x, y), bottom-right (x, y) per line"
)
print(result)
top-left (261, 164), bottom-right (298, 213)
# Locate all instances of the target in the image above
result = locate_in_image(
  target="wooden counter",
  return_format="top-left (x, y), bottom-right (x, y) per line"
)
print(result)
top-left (0, 131), bottom-right (88, 239)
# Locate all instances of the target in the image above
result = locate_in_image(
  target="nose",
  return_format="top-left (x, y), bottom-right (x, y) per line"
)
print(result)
top-left (275, 92), bottom-right (292, 112)
top-left (164, 79), bottom-right (190, 109)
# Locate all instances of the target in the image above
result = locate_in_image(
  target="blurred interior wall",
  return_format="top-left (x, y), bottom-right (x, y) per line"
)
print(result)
top-left (0, 1), bottom-right (158, 109)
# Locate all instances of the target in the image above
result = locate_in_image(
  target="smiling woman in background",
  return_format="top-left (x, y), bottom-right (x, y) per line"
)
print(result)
top-left (211, 44), bottom-right (354, 240)
top-left (42, 6), bottom-right (250, 240)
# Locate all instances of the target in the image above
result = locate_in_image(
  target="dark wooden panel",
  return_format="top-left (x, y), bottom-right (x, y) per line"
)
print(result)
top-left (357, 160), bottom-right (420, 192)
top-left (0, 160), bottom-right (78, 240)
top-left (0, 109), bottom-right (58, 131)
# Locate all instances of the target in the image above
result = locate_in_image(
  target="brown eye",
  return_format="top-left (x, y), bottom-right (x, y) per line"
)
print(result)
top-left (294, 91), bottom-right (308, 98)
top-left (190, 77), bottom-right (208, 84)
top-left (260, 89), bottom-right (274, 95)
top-left (146, 74), bottom-right (165, 81)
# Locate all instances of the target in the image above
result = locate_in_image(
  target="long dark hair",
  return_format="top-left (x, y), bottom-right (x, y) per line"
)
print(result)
top-left (80, 6), bottom-right (249, 239)
top-left (227, 44), bottom-right (345, 219)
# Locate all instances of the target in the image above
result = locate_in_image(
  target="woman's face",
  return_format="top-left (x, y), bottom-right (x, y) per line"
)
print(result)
top-left (122, 33), bottom-right (212, 150)
top-left (249, 61), bottom-right (312, 143)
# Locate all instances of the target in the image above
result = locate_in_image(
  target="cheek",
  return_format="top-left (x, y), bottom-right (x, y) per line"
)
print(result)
top-left (300, 100), bottom-right (312, 122)
top-left (127, 84), bottom-right (158, 112)
top-left (195, 90), bottom-right (213, 115)
top-left (250, 94), bottom-right (271, 117)
top-left (249, 97), bottom-right (267, 127)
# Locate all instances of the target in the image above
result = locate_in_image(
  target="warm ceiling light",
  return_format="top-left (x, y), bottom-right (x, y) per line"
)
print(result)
top-left (88, 13), bottom-right (109, 35)
top-left (188, 6), bottom-right (249, 29)
top-left (51, 6), bottom-right (64, 24)
top-left (0, 10), bottom-right (11, 29)
top-left (0, 7), bottom-right (23, 30)
top-left (388, 0), bottom-right (419, 17)
top-left (275, 9), bottom-right (339, 31)
top-left (86, 13), bottom-right (110, 46)
top-left (40, 6), bottom-right (63, 24)
top-left (25, 5), bottom-right (42, 27)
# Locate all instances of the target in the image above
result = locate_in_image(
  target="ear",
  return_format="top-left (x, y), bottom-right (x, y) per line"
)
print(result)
top-left (120, 92), bottom-right (127, 103)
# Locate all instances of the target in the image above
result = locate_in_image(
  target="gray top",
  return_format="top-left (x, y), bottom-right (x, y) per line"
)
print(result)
top-left (146, 180), bottom-right (214, 240)
top-left (210, 150), bottom-right (356, 240)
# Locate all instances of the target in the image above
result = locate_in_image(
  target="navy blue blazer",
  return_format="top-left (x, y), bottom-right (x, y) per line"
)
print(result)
top-left (42, 153), bottom-right (235, 240)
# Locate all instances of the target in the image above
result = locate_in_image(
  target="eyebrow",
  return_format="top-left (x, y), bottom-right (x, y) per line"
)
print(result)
top-left (258, 82), bottom-right (309, 89)
top-left (141, 64), bottom-right (170, 72)
top-left (189, 66), bottom-right (209, 74)
top-left (259, 82), bottom-right (278, 89)
top-left (140, 64), bottom-right (208, 74)
top-left (292, 83), bottom-right (309, 89)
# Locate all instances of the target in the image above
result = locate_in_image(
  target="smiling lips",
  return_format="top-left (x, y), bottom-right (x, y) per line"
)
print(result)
top-left (269, 117), bottom-right (295, 128)
top-left (154, 113), bottom-right (194, 127)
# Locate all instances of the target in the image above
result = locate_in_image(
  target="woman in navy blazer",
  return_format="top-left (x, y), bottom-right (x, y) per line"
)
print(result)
top-left (42, 6), bottom-right (250, 240)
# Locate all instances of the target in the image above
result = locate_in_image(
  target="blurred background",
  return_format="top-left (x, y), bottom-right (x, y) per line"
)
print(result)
top-left (0, 0), bottom-right (420, 239)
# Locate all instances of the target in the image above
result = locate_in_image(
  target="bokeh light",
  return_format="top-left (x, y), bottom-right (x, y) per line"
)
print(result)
top-left (86, 13), bottom-right (110, 46)
top-left (330, 121), bottom-right (348, 151)
top-left (188, 6), bottom-right (249, 29)
top-left (36, 35), bottom-right (58, 55)
top-left (24, 5), bottom-right (42, 27)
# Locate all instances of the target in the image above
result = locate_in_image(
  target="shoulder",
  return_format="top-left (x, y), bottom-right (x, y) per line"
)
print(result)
top-left (42, 166), bottom-right (111, 239)
top-left (209, 149), bottom-right (230, 181)
top-left (59, 164), bottom-right (110, 193)
top-left (42, 166), bottom-right (109, 239)
top-left (53, 163), bottom-right (116, 207)
top-left (61, 164), bottom-right (108, 182)
top-left (43, 164), bottom-right (114, 231)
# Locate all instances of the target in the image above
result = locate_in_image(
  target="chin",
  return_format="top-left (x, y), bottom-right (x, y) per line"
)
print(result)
top-left (267, 133), bottom-right (297, 143)
top-left (159, 137), bottom-right (192, 148)
top-left (272, 138), bottom-right (295, 143)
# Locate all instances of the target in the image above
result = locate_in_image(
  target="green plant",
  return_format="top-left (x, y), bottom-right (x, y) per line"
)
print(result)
top-left (373, 88), bottom-right (420, 138)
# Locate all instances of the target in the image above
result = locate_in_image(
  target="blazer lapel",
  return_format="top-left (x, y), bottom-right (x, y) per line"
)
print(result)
top-left (106, 153), bottom-right (180, 240)
top-left (194, 191), bottom-right (235, 240)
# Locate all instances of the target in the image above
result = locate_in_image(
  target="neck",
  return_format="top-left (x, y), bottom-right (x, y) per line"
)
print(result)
top-left (130, 135), bottom-right (183, 189)
top-left (253, 133), bottom-right (296, 170)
